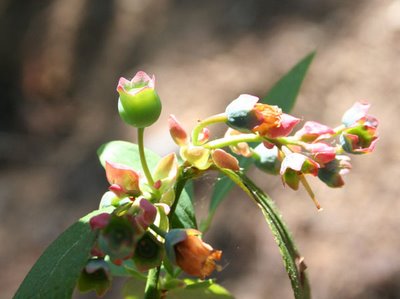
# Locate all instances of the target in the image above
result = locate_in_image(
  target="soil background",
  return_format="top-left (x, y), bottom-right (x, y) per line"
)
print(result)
top-left (1, 1), bottom-right (400, 298)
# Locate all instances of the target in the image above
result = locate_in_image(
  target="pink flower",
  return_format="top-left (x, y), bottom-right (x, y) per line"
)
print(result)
top-left (168, 115), bottom-right (189, 146)
top-left (280, 152), bottom-right (320, 190)
top-left (342, 102), bottom-right (372, 127)
top-left (318, 155), bottom-right (352, 187)
top-left (340, 102), bottom-right (379, 154)
top-left (133, 198), bottom-right (157, 230)
top-left (89, 213), bottom-right (111, 230)
top-left (263, 113), bottom-right (301, 138)
top-left (168, 115), bottom-right (212, 170)
top-left (225, 94), bottom-right (300, 138)
top-left (304, 142), bottom-right (336, 164)
top-left (340, 127), bottom-right (378, 154)
top-left (294, 121), bottom-right (335, 142)
top-left (117, 71), bottom-right (155, 95)
top-left (105, 161), bottom-right (141, 197)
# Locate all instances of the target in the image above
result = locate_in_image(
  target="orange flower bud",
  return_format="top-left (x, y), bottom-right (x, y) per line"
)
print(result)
top-left (165, 229), bottom-right (222, 279)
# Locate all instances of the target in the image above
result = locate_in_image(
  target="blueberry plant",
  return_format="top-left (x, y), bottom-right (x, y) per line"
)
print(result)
top-left (14, 53), bottom-right (378, 299)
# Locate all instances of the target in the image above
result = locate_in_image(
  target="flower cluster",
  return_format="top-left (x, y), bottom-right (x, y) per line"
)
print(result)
top-left (169, 115), bottom-right (240, 171)
top-left (78, 71), bottom-right (378, 297)
top-left (249, 100), bottom-right (378, 192)
top-left (169, 94), bottom-right (379, 210)
top-left (80, 72), bottom-right (223, 296)
top-left (90, 154), bottom-right (221, 267)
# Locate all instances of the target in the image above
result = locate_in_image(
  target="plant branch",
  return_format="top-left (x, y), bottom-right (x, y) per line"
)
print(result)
top-left (192, 113), bottom-right (227, 146)
top-left (144, 267), bottom-right (161, 299)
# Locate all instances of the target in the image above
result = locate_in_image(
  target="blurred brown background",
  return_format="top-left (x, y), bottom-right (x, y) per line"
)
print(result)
top-left (1, 0), bottom-right (399, 298)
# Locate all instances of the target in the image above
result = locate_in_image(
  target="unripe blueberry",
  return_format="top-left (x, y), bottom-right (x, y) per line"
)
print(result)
top-left (253, 144), bottom-right (281, 175)
top-left (117, 71), bottom-right (162, 128)
top-left (225, 94), bottom-right (262, 132)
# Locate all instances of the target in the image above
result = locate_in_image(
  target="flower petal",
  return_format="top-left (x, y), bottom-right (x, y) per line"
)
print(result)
top-left (265, 113), bottom-right (300, 138)
top-left (153, 153), bottom-right (178, 190)
top-left (294, 121), bottom-right (335, 142)
top-left (211, 149), bottom-right (240, 171)
top-left (131, 71), bottom-right (155, 89)
top-left (340, 125), bottom-right (378, 154)
top-left (134, 198), bottom-right (157, 230)
top-left (305, 142), bottom-right (336, 164)
top-left (281, 153), bottom-right (319, 176)
top-left (224, 128), bottom-right (252, 157)
top-left (168, 115), bottom-right (189, 146)
top-left (180, 145), bottom-right (211, 170)
top-left (342, 101), bottom-right (370, 127)
top-left (105, 161), bottom-right (141, 197)
top-left (89, 213), bottom-right (111, 230)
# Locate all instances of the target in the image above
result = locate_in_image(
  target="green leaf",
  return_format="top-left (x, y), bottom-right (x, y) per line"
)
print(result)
top-left (206, 52), bottom-right (315, 228)
top-left (98, 141), bottom-right (197, 229)
top-left (97, 140), bottom-right (160, 171)
top-left (169, 280), bottom-right (234, 299)
top-left (262, 51), bottom-right (315, 112)
top-left (123, 278), bottom-right (234, 299)
top-left (220, 169), bottom-right (311, 299)
top-left (171, 191), bottom-right (197, 229)
top-left (170, 168), bottom-right (197, 229)
top-left (13, 209), bottom-right (112, 299)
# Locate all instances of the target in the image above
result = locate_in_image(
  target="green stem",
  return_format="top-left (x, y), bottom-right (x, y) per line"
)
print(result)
top-left (192, 113), bottom-right (228, 146)
top-left (138, 127), bottom-right (155, 186)
top-left (203, 133), bottom-right (308, 150)
top-left (144, 267), bottom-right (161, 299)
top-left (149, 224), bottom-right (167, 238)
top-left (204, 133), bottom-right (261, 149)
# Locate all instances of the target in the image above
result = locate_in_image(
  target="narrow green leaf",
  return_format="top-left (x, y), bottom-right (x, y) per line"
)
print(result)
top-left (97, 140), bottom-right (197, 229)
top-left (262, 51), bottom-right (315, 112)
top-left (207, 52), bottom-right (316, 222)
top-left (13, 209), bottom-right (112, 299)
top-left (220, 169), bottom-right (311, 299)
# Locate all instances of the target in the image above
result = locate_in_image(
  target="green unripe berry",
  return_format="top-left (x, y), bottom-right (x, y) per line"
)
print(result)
top-left (117, 72), bottom-right (162, 128)
top-left (225, 94), bottom-right (261, 132)
top-left (118, 89), bottom-right (161, 128)
top-left (253, 144), bottom-right (281, 175)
